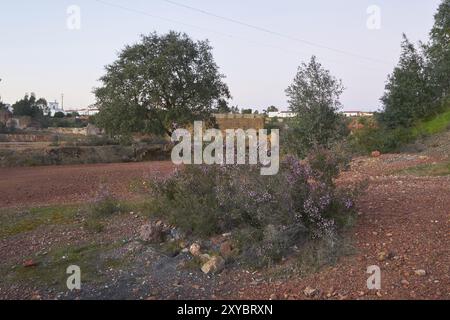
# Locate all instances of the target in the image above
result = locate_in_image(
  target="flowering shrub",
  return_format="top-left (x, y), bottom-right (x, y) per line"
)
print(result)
top-left (89, 185), bottom-right (121, 217)
top-left (147, 152), bottom-right (357, 266)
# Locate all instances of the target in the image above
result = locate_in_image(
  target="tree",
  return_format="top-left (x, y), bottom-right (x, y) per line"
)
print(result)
top-left (230, 105), bottom-right (239, 114)
top-left (427, 0), bottom-right (450, 100)
top-left (94, 31), bottom-right (230, 137)
top-left (379, 35), bottom-right (433, 128)
top-left (241, 108), bottom-right (252, 114)
top-left (264, 105), bottom-right (279, 113)
top-left (214, 99), bottom-right (231, 113)
top-left (12, 94), bottom-right (45, 118)
top-left (285, 56), bottom-right (347, 157)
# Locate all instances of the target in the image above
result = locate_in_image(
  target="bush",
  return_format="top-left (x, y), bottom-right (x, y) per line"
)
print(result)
top-left (147, 152), bottom-right (358, 267)
top-left (88, 185), bottom-right (121, 217)
top-left (77, 135), bottom-right (119, 147)
top-left (349, 126), bottom-right (415, 154)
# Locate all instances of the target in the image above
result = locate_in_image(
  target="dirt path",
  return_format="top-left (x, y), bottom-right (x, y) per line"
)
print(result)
top-left (234, 154), bottom-right (450, 300)
top-left (0, 154), bottom-right (448, 300)
top-left (0, 161), bottom-right (175, 209)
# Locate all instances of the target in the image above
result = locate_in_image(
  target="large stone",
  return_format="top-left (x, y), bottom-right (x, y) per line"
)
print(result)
top-left (201, 256), bottom-right (225, 274)
top-left (139, 222), bottom-right (165, 243)
top-left (189, 243), bottom-right (201, 257)
top-left (219, 241), bottom-right (234, 258)
top-left (414, 269), bottom-right (427, 276)
top-left (303, 287), bottom-right (318, 297)
top-left (199, 253), bottom-right (211, 264)
top-left (371, 150), bottom-right (381, 158)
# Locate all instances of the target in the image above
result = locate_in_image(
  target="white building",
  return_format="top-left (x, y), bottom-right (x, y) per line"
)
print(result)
top-left (47, 101), bottom-right (66, 117)
top-left (268, 111), bottom-right (297, 118)
top-left (342, 111), bottom-right (374, 117)
top-left (76, 106), bottom-right (99, 116)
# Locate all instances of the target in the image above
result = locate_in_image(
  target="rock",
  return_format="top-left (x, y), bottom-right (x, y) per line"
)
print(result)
top-left (377, 251), bottom-right (387, 262)
top-left (139, 222), bottom-right (165, 243)
top-left (303, 286), bottom-right (317, 297)
top-left (189, 243), bottom-right (201, 257)
top-left (170, 228), bottom-right (183, 240)
top-left (371, 150), bottom-right (381, 158)
top-left (210, 235), bottom-right (226, 245)
top-left (414, 269), bottom-right (427, 276)
top-left (401, 279), bottom-right (410, 286)
top-left (23, 259), bottom-right (38, 267)
top-left (219, 241), bottom-right (234, 258)
top-left (199, 253), bottom-right (211, 263)
top-left (201, 256), bottom-right (225, 274)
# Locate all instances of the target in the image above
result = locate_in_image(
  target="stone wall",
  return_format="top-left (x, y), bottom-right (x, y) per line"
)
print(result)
top-left (213, 114), bottom-right (265, 132)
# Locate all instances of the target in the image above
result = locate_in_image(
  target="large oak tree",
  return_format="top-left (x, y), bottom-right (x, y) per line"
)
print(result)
top-left (94, 31), bottom-right (230, 137)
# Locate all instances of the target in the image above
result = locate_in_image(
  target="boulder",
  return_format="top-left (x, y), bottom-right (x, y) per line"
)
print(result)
top-left (219, 241), bottom-right (234, 258)
top-left (139, 222), bottom-right (165, 243)
top-left (201, 256), bottom-right (225, 274)
top-left (303, 286), bottom-right (318, 297)
top-left (371, 150), bottom-right (381, 158)
top-left (414, 269), bottom-right (427, 276)
top-left (189, 243), bottom-right (201, 257)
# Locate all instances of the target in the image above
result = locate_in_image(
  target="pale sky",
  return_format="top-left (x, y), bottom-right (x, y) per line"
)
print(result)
top-left (0, 0), bottom-right (442, 111)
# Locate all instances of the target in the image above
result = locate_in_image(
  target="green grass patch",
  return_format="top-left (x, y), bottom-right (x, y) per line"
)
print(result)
top-left (0, 205), bottom-right (78, 239)
top-left (412, 109), bottom-right (450, 137)
top-left (1, 242), bottom-right (124, 290)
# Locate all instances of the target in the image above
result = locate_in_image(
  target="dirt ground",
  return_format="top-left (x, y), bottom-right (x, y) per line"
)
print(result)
top-left (0, 154), bottom-right (448, 300)
top-left (0, 161), bottom-right (175, 208)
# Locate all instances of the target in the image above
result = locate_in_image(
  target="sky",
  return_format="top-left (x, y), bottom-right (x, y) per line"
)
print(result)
top-left (0, 0), bottom-right (442, 112)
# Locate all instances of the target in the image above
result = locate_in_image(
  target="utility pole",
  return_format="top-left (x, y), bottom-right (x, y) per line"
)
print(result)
top-left (61, 93), bottom-right (64, 111)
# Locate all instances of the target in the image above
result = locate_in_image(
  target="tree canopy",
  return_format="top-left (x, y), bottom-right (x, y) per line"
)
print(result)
top-left (94, 31), bottom-right (230, 137)
top-left (379, 0), bottom-right (449, 128)
top-left (427, 0), bottom-right (450, 100)
top-left (285, 56), bottom-right (347, 156)
top-left (378, 35), bottom-right (433, 128)
top-left (12, 94), bottom-right (47, 118)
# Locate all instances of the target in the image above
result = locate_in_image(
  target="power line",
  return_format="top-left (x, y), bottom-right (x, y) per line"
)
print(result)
top-left (161, 0), bottom-right (390, 65)
top-left (92, 0), bottom-right (384, 69)
top-left (92, 0), bottom-right (332, 62)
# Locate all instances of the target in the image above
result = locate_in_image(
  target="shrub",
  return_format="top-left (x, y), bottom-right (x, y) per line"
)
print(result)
top-left (78, 135), bottom-right (119, 147)
top-left (147, 152), bottom-right (358, 267)
top-left (349, 126), bottom-right (415, 154)
top-left (88, 185), bottom-right (121, 217)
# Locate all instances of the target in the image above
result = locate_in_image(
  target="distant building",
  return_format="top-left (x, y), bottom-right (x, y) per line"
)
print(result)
top-left (47, 101), bottom-right (66, 117)
top-left (267, 111), bottom-right (297, 118)
top-left (342, 111), bottom-right (374, 117)
top-left (75, 106), bottom-right (99, 116)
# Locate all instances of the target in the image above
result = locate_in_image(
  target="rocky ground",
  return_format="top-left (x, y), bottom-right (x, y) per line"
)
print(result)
top-left (0, 153), bottom-right (448, 300)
